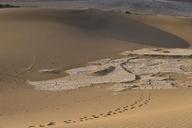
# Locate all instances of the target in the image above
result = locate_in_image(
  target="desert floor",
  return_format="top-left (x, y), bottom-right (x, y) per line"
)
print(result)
top-left (0, 8), bottom-right (192, 128)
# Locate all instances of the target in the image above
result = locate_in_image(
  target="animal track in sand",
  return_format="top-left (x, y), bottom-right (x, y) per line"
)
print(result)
top-left (27, 92), bottom-right (152, 128)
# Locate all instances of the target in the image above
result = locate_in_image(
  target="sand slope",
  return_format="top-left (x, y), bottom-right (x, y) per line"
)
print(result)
top-left (1, 87), bottom-right (192, 128)
top-left (0, 8), bottom-right (190, 84)
top-left (128, 14), bottom-right (192, 47)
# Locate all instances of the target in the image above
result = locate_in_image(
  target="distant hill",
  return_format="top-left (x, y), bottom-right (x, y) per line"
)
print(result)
top-left (1, 0), bottom-right (192, 16)
top-left (168, 0), bottom-right (192, 2)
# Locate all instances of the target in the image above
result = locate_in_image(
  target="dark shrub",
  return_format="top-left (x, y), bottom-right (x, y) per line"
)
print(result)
top-left (125, 11), bottom-right (131, 14)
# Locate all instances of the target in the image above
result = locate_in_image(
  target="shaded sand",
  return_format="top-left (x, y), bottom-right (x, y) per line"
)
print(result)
top-left (0, 8), bottom-right (190, 84)
top-left (127, 14), bottom-right (192, 47)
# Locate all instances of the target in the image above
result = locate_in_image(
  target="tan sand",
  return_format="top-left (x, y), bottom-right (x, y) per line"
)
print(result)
top-left (0, 8), bottom-right (192, 128)
top-left (128, 14), bottom-right (192, 47)
top-left (1, 86), bottom-right (192, 128)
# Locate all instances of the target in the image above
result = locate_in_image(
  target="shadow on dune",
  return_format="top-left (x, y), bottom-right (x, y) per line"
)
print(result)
top-left (50, 9), bottom-right (189, 48)
top-left (5, 8), bottom-right (189, 48)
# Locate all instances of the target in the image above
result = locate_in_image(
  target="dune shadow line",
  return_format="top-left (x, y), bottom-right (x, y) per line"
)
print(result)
top-left (52, 9), bottom-right (190, 48)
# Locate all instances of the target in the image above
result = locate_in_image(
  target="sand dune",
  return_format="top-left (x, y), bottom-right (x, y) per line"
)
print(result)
top-left (1, 8), bottom-right (189, 47)
top-left (0, 8), bottom-right (192, 128)
top-left (0, 8), bottom-right (190, 84)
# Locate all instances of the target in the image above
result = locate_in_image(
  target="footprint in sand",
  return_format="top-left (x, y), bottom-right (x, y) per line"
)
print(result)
top-left (79, 117), bottom-right (84, 120)
top-left (144, 100), bottom-right (149, 104)
top-left (64, 121), bottom-right (70, 124)
top-left (28, 125), bottom-right (35, 128)
top-left (102, 114), bottom-right (109, 117)
top-left (82, 117), bottom-right (88, 120)
top-left (106, 112), bottom-right (113, 116)
top-left (123, 108), bottom-right (128, 111)
top-left (130, 106), bottom-right (135, 109)
top-left (132, 101), bottom-right (138, 106)
top-left (92, 115), bottom-right (99, 118)
top-left (138, 104), bottom-right (143, 107)
top-left (88, 117), bottom-right (94, 120)
top-left (114, 108), bottom-right (121, 112)
top-left (117, 110), bottom-right (123, 113)
top-left (123, 106), bottom-right (129, 109)
top-left (148, 95), bottom-right (151, 100)
top-left (66, 120), bottom-right (74, 124)
top-left (47, 122), bottom-right (56, 126)
top-left (79, 117), bottom-right (88, 122)
top-left (39, 124), bottom-right (45, 127)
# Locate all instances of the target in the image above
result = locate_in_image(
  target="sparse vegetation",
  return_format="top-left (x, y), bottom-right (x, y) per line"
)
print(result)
top-left (0, 4), bottom-right (20, 9)
top-left (125, 11), bottom-right (131, 14)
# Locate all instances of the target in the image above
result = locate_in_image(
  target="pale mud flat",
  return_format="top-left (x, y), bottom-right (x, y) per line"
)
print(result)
top-left (27, 48), bottom-right (192, 91)
top-left (0, 8), bottom-right (192, 128)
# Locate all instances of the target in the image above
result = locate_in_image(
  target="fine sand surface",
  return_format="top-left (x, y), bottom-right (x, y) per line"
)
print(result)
top-left (1, 86), bottom-right (192, 128)
top-left (0, 8), bottom-right (192, 128)
top-left (128, 14), bottom-right (192, 48)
